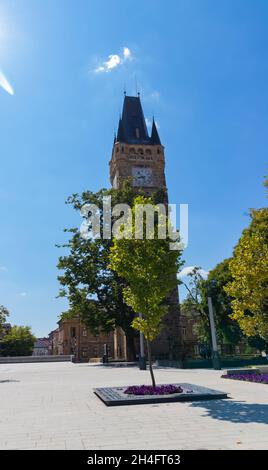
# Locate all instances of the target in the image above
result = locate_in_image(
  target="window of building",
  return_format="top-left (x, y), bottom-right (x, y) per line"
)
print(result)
top-left (145, 149), bottom-right (152, 155)
top-left (129, 147), bottom-right (136, 154)
top-left (157, 148), bottom-right (160, 154)
top-left (82, 328), bottom-right (87, 337)
top-left (182, 327), bottom-right (187, 337)
top-left (138, 148), bottom-right (144, 155)
top-left (82, 348), bottom-right (88, 358)
top-left (135, 128), bottom-right (140, 138)
top-left (70, 327), bottom-right (76, 338)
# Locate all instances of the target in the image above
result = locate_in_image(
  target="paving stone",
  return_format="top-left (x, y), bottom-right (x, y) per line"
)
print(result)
top-left (1, 362), bottom-right (268, 449)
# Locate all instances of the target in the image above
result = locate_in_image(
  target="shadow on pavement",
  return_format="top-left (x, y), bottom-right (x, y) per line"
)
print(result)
top-left (0, 380), bottom-right (20, 383)
top-left (190, 399), bottom-right (268, 424)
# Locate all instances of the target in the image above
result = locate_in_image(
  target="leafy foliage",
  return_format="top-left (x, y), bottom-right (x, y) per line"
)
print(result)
top-left (225, 208), bottom-right (268, 340)
top-left (182, 261), bottom-right (243, 348)
top-left (109, 195), bottom-right (183, 385)
top-left (0, 325), bottom-right (36, 356)
top-left (57, 181), bottom-right (168, 360)
top-left (0, 305), bottom-right (9, 333)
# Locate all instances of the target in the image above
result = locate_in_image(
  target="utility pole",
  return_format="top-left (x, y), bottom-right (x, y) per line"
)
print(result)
top-left (207, 296), bottom-right (221, 370)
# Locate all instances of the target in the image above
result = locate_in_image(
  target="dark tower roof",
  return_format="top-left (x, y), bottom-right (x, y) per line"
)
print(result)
top-left (115, 95), bottom-right (162, 145)
top-left (117, 118), bottom-right (125, 142)
top-left (151, 118), bottom-right (161, 145)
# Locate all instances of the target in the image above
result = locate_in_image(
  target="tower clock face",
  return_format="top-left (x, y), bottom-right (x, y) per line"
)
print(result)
top-left (132, 167), bottom-right (153, 186)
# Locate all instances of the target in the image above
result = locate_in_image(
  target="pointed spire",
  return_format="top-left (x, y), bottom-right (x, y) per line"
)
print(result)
top-left (151, 118), bottom-right (161, 145)
top-left (114, 95), bottom-right (162, 145)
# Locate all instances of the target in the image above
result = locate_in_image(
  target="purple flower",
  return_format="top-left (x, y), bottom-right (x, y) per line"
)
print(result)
top-left (124, 384), bottom-right (184, 396)
top-left (222, 373), bottom-right (268, 384)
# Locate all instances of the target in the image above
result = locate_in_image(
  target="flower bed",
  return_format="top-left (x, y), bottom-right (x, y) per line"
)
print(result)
top-left (124, 384), bottom-right (184, 395)
top-left (222, 373), bottom-right (268, 384)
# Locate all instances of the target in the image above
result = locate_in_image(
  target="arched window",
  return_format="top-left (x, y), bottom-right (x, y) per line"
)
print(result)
top-left (145, 149), bottom-right (152, 155)
top-left (138, 148), bottom-right (144, 155)
top-left (129, 147), bottom-right (136, 154)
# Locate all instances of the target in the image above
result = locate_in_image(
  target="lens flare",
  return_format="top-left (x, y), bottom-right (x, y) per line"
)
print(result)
top-left (0, 70), bottom-right (14, 95)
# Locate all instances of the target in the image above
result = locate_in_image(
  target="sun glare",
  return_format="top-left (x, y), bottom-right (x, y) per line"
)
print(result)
top-left (0, 8), bottom-right (15, 95)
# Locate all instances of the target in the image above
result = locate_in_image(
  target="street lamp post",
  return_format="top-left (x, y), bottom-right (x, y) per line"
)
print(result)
top-left (207, 296), bottom-right (221, 370)
top-left (139, 312), bottom-right (146, 370)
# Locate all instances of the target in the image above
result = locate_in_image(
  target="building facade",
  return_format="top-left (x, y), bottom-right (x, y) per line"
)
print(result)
top-left (49, 318), bottom-right (126, 362)
top-left (32, 337), bottom-right (50, 356)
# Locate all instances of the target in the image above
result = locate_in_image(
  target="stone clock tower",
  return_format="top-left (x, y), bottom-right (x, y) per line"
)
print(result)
top-left (110, 95), bottom-right (166, 193)
top-left (109, 94), bottom-right (182, 362)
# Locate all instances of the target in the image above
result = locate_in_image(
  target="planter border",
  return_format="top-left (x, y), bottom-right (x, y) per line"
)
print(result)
top-left (94, 383), bottom-right (228, 406)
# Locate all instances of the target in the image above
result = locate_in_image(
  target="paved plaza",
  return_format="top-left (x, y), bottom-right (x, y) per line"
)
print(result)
top-left (0, 362), bottom-right (268, 450)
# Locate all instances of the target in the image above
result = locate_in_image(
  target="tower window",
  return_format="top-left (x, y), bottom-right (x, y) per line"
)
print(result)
top-left (129, 147), bottom-right (136, 154)
top-left (145, 149), bottom-right (152, 155)
top-left (135, 128), bottom-right (140, 138)
top-left (138, 148), bottom-right (144, 155)
top-left (121, 146), bottom-right (124, 152)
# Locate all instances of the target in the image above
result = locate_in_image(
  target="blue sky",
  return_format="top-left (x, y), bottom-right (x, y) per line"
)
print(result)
top-left (0, 0), bottom-right (267, 336)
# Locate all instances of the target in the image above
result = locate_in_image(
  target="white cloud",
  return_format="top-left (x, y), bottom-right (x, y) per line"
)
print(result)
top-left (123, 47), bottom-right (131, 59)
top-left (178, 266), bottom-right (209, 279)
top-left (150, 91), bottom-right (160, 101)
top-left (0, 70), bottom-right (14, 95)
top-left (94, 47), bottom-right (132, 73)
top-left (19, 292), bottom-right (27, 297)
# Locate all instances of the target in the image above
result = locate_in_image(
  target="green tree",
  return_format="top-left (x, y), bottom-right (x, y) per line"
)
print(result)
top-left (181, 268), bottom-right (209, 343)
top-left (182, 262), bottom-right (243, 350)
top-left (57, 181), bottom-right (168, 361)
top-left (225, 208), bottom-right (268, 340)
top-left (0, 305), bottom-right (9, 335)
top-left (0, 325), bottom-right (36, 356)
top-left (109, 195), bottom-right (183, 387)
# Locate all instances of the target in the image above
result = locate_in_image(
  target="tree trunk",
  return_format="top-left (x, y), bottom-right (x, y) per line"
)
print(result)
top-left (146, 339), bottom-right (156, 388)
top-left (125, 330), bottom-right (136, 362)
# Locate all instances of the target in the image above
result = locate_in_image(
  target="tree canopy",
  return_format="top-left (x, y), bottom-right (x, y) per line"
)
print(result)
top-left (57, 181), bottom-right (168, 361)
top-left (225, 208), bottom-right (268, 340)
top-left (181, 261), bottom-right (243, 350)
top-left (109, 195), bottom-right (183, 386)
top-left (0, 305), bottom-right (9, 334)
top-left (0, 325), bottom-right (36, 356)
